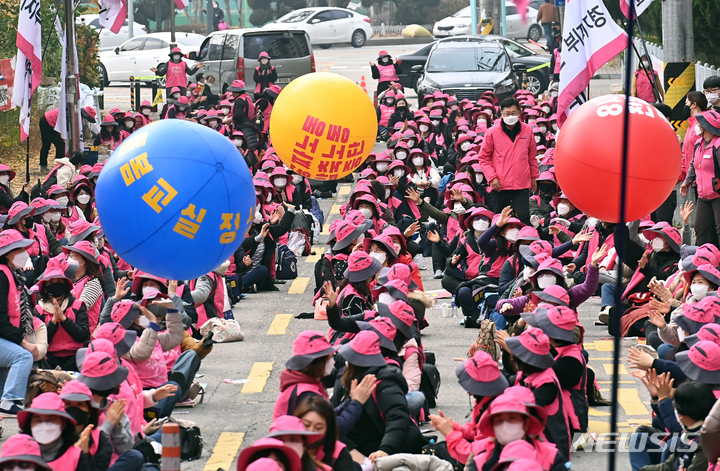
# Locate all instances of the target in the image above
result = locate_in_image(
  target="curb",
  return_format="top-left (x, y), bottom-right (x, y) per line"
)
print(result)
top-left (366, 37), bottom-right (434, 46)
top-left (592, 73), bottom-right (622, 80)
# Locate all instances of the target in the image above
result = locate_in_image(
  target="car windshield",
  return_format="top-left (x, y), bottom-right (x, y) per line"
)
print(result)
top-left (452, 6), bottom-right (472, 17)
top-left (276, 10), bottom-right (314, 22)
top-left (427, 47), bottom-right (509, 72)
top-left (243, 32), bottom-right (310, 59)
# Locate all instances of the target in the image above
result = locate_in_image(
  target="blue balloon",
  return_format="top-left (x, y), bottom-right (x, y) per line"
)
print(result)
top-left (95, 119), bottom-right (255, 281)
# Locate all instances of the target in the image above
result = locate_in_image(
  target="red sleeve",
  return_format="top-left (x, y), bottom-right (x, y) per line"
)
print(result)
top-left (478, 128), bottom-right (498, 182)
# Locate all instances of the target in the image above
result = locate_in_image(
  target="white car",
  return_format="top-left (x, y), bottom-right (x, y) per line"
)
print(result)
top-left (99, 32), bottom-right (206, 86)
top-left (78, 14), bottom-right (148, 52)
top-left (433, 4), bottom-right (543, 42)
top-left (263, 7), bottom-right (373, 48)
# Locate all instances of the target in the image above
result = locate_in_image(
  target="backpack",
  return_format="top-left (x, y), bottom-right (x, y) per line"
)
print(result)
top-left (30, 164), bottom-right (62, 199)
top-left (275, 244), bottom-right (298, 280)
top-left (309, 196), bottom-right (325, 226)
top-left (467, 319), bottom-right (500, 361)
top-left (419, 362), bottom-right (441, 409)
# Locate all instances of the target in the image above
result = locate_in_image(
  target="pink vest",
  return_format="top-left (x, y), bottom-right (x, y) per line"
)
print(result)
top-left (378, 105), bottom-right (394, 127)
top-left (634, 70), bottom-right (656, 103)
top-left (168, 105), bottom-right (187, 120)
top-left (554, 344), bottom-right (587, 431)
top-left (337, 283), bottom-right (367, 312)
top-left (72, 276), bottom-right (101, 332)
top-left (273, 380), bottom-right (327, 420)
top-left (39, 299), bottom-right (85, 357)
top-left (48, 445), bottom-right (82, 471)
top-left (471, 437), bottom-right (557, 471)
top-left (376, 63), bottom-right (399, 82)
top-left (693, 136), bottom-right (720, 200)
top-left (517, 368), bottom-right (561, 415)
top-left (254, 66), bottom-right (275, 93)
top-left (190, 272), bottom-right (225, 327)
top-left (119, 359), bottom-right (146, 436)
top-left (0, 265), bottom-right (21, 329)
top-left (553, 49), bottom-right (561, 74)
top-left (263, 103), bottom-right (273, 133)
top-left (131, 338), bottom-right (168, 388)
top-left (233, 94), bottom-right (256, 120)
top-left (89, 428), bottom-right (102, 455)
top-left (99, 135), bottom-right (122, 151)
top-left (27, 224), bottom-right (50, 257)
top-left (461, 234), bottom-right (483, 280)
top-left (444, 210), bottom-right (462, 242)
top-left (166, 60), bottom-right (188, 89)
top-left (316, 441), bottom-right (347, 467)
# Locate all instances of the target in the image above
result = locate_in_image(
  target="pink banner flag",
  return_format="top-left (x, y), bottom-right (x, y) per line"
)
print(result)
top-left (11, 0), bottom-right (43, 141)
top-left (619, 0), bottom-right (653, 20)
top-left (98, 0), bottom-right (127, 34)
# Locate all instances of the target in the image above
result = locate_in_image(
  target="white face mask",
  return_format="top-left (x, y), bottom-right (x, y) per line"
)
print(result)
top-left (395, 151), bottom-right (407, 160)
top-left (706, 93), bottom-right (720, 105)
top-left (266, 193), bottom-right (272, 202)
top-left (360, 208), bottom-right (373, 219)
top-left (393, 242), bottom-right (402, 254)
top-left (233, 139), bottom-right (243, 147)
top-left (431, 119), bottom-right (441, 127)
top-left (209, 120), bottom-right (218, 127)
top-left (50, 212), bottom-right (61, 222)
top-left (478, 118), bottom-right (487, 124)
top-left (221, 107), bottom-right (231, 115)
top-left (142, 108), bottom-right (151, 116)
top-left (142, 286), bottom-right (160, 297)
top-left (557, 203), bottom-right (570, 216)
top-left (370, 252), bottom-right (387, 264)
top-left (292, 175), bottom-right (303, 185)
top-left (542, 106), bottom-right (551, 114)
top-left (376, 162), bottom-right (389, 173)
top-left (283, 440), bottom-right (305, 459)
top-left (32, 422), bottom-right (62, 445)
top-left (451, 105), bottom-right (458, 111)
top-left (493, 421), bottom-right (525, 446)
top-left (453, 202), bottom-right (465, 213)
top-left (652, 237), bottom-right (666, 252)
top-left (253, 211), bottom-right (263, 224)
top-left (172, 93), bottom-right (181, 100)
top-left (550, 90), bottom-right (558, 98)
top-left (475, 174), bottom-right (484, 184)
top-left (394, 169), bottom-right (405, 178)
top-left (535, 135), bottom-right (541, 143)
top-left (124, 121), bottom-right (134, 129)
top-left (324, 356), bottom-right (334, 377)
top-left (528, 119), bottom-right (536, 125)
top-left (11, 251), bottom-right (29, 270)
top-left (385, 189), bottom-right (391, 199)
top-left (537, 273), bottom-right (557, 289)
top-left (355, 234), bottom-right (365, 245)
top-left (173, 54), bottom-right (182, 61)
top-left (412, 157), bottom-right (424, 166)
top-left (385, 99), bottom-right (395, 106)
top-left (691, 283), bottom-right (709, 300)
top-left (42, 212), bottom-right (53, 223)
top-left (461, 142), bottom-right (471, 151)
top-left (0, 175), bottom-right (9, 186)
top-left (407, 140), bottom-right (415, 147)
top-left (504, 228), bottom-right (520, 242)
top-left (538, 126), bottom-right (547, 133)
top-left (77, 194), bottom-right (91, 205)
top-left (56, 196), bottom-right (69, 206)
top-left (419, 124), bottom-right (429, 133)
top-left (378, 292), bottom-right (396, 305)
top-left (474, 219), bottom-right (490, 232)
top-left (696, 124), bottom-right (703, 136)
top-left (503, 115), bottom-right (519, 126)
top-left (552, 123), bottom-right (559, 131)
top-left (260, 59), bottom-right (269, 65)
top-left (274, 177), bottom-right (287, 188)
top-left (523, 266), bottom-right (534, 281)
top-left (137, 315), bottom-right (150, 327)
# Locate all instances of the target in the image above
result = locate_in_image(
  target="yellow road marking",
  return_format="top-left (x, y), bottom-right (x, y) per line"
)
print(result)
top-left (288, 277), bottom-right (310, 294)
top-left (588, 407), bottom-right (611, 417)
top-left (603, 364), bottom-right (629, 376)
top-left (593, 340), bottom-right (615, 352)
top-left (241, 362), bottom-right (274, 394)
top-left (306, 247), bottom-right (324, 263)
top-left (268, 314), bottom-right (293, 335)
top-left (202, 432), bottom-right (245, 471)
top-left (329, 204), bottom-right (343, 215)
top-left (320, 224), bottom-right (330, 235)
top-left (338, 185), bottom-right (351, 196)
top-left (617, 388), bottom-right (649, 416)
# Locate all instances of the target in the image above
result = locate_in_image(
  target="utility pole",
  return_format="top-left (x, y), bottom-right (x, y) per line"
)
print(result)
top-left (128, 0), bottom-right (134, 37)
top-left (479, 0), bottom-right (493, 33)
top-left (206, 0), bottom-right (213, 35)
top-left (662, 0), bottom-right (693, 62)
top-left (492, 0), bottom-right (501, 35)
top-left (65, 0), bottom-right (80, 153)
top-left (170, 0), bottom-right (176, 46)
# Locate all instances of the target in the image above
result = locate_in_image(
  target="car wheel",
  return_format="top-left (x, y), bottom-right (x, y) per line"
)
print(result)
top-left (157, 76), bottom-right (166, 88)
top-left (527, 24), bottom-right (542, 42)
top-left (319, 44), bottom-right (332, 49)
top-left (525, 72), bottom-right (546, 95)
top-left (351, 30), bottom-right (366, 48)
top-left (99, 63), bottom-right (109, 87)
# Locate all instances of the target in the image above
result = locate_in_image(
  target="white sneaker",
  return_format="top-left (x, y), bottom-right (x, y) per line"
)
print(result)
top-left (413, 254), bottom-right (427, 270)
top-left (572, 433), bottom-right (595, 451)
top-left (598, 306), bottom-right (611, 325)
top-left (635, 344), bottom-right (659, 359)
top-left (434, 270), bottom-right (443, 279)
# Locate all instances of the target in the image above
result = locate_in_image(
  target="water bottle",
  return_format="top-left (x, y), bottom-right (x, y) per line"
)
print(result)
top-left (451, 301), bottom-right (458, 317)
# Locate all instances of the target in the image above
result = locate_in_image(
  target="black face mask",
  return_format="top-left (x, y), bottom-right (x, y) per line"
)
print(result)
top-left (66, 406), bottom-right (89, 426)
top-left (396, 106), bottom-right (407, 112)
top-left (23, 217), bottom-right (33, 229)
top-left (538, 184), bottom-right (556, 195)
top-left (46, 283), bottom-right (70, 298)
top-left (684, 104), bottom-right (692, 120)
top-left (64, 263), bottom-right (79, 280)
top-left (147, 304), bottom-right (167, 319)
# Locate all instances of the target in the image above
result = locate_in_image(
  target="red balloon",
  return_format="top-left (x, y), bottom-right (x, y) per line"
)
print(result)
top-left (554, 95), bottom-right (681, 223)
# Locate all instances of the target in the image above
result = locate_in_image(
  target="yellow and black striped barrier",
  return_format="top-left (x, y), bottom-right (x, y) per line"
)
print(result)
top-left (663, 62), bottom-right (695, 140)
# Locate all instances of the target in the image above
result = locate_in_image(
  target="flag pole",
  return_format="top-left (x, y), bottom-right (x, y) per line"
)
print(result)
top-left (633, 12), bottom-right (662, 102)
top-left (26, 135), bottom-right (30, 183)
top-left (609, 3), bottom-right (635, 471)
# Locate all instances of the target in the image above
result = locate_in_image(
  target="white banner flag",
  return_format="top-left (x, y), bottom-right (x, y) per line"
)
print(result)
top-left (11, 0), bottom-right (43, 141)
top-left (174, 0), bottom-right (189, 9)
top-left (98, 0), bottom-right (127, 34)
top-left (620, 0), bottom-right (654, 20)
top-left (53, 16), bottom-right (81, 149)
top-left (557, 0), bottom-right (628, 127)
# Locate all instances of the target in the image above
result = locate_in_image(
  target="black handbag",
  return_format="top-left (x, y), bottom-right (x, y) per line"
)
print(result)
top-left (179, 425), bottom-right (203, 461)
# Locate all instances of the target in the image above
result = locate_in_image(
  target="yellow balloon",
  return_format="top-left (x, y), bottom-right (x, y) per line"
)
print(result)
top-left (269, 72), bottom-right (378, 181)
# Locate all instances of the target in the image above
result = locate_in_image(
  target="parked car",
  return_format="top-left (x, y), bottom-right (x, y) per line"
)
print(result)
top-left (433, 4), bottom-right (543, 42)
top-left (99, 32), bottom-right (205, 86)
top-left (193, 30), bottom-right (315, 95)
top-left (415, 42), bottom-right (523, 104)
top-left (262, 7), bottom-right (373, 48)
top-left (397, 35), bottom-right (551, 95)
top-left (78, 14), bottom-right (147, 52)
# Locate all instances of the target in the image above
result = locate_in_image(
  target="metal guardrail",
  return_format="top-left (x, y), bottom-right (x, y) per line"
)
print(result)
top-left (372, 24), bottom-right (436, 36)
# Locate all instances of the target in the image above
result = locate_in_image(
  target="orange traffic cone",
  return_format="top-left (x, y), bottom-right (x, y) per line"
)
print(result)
top-left (360, 75), bottom-right (368, 95)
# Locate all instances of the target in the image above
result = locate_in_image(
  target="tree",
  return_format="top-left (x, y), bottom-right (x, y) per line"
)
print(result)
top-left (248, 0), bottom-right (305, 26)
top-left (361, 0), bottom-right (441, 24)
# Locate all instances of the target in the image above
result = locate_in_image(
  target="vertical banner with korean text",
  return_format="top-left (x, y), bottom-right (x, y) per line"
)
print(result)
top-left (557, 0), bottom-right (627, 127)
top-left (11, 0), bottom-right (43, 141)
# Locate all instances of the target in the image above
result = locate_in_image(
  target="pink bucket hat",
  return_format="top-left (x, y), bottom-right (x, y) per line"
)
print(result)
top-left (94, 322), bottom-right (138, 357)
top-left (30, 198), bottom-right (52, 216)
top-left (59, 379), bottom-right (94, 402)
top-left (683, 264), bottom-right (720, 287)
top-left (501, 459), bottom-right (545, 471)
top-left (77, 349), bottom-right (129, 391)
top-left (516, 226), bottom-right (540, 242)
top-left (7, 201), bottom-right (34, 225)
top-left (343, 251), bottom-right (382, 282)
top-left (62, 240), bottom-right (100, 265)
top-left (338, 330), bottom-right (387, 367)
top-left (357, 317), bottom-right (398, 351)
top-left (372, 278), bottom-right (410, 304)
top-left (17, 392), bottom-right (77, 430)
top-left (67, 219), bottom-right (101, 245)
top-left (504, 327), bottom-right (555, 369)
top-left (110, 300), bottom-right (142, 329)
top-left (530, 257), bottom-right (564, 279)
top-left (131, 270), bottom-right (168, 296)
top-left (519, 240), bottom-right (553, 268)
top-left (490, 441), bottom-right (539, 471)
top-left (684, 323), bottom-right (720, 348)
top-left (332, 221), bottom-right (364, 251)
top-left (376, 263), bottom-right (418, 290)
top-left (47, 184), bottom-right (68, 198)
top-left (236, 438), bottom-right (302, 471)
top-left (462, 207), bottom-right (495, 231)
top-left (0, 229), bottom-right (34, 257)
top-left (75, 338), bottom-right (118, 370)
top-left (531, 284), bottom-right (570, 307)
top-left (0, 164), bottom-right (17, 181)
top-left (642, 221), bottom-right (682, 253)
top-left (377, 299), bottom-right (415, 338)
top-left (521, 305), bottom-right (577, 343)
top-left (285, 331), bottom-right (340, 371)
top-left (35, 255), bottom-right (72, 292)
top-left (477, 387), bottom-right (545, 437)
top-left (675, 296), bottom-right (720, 334)
top-left (267, 415), bottom-right (324, 440)
top-left (455, 350), bottom-right (509, 396)
top-left (676, 340), bottom-right (720, 384)
top-left (362, 234), bottom-right (399, 261)
top-left (0, 434), bottom-right (51, 470)
top-left (247, 458), bottom-right (284, 471)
